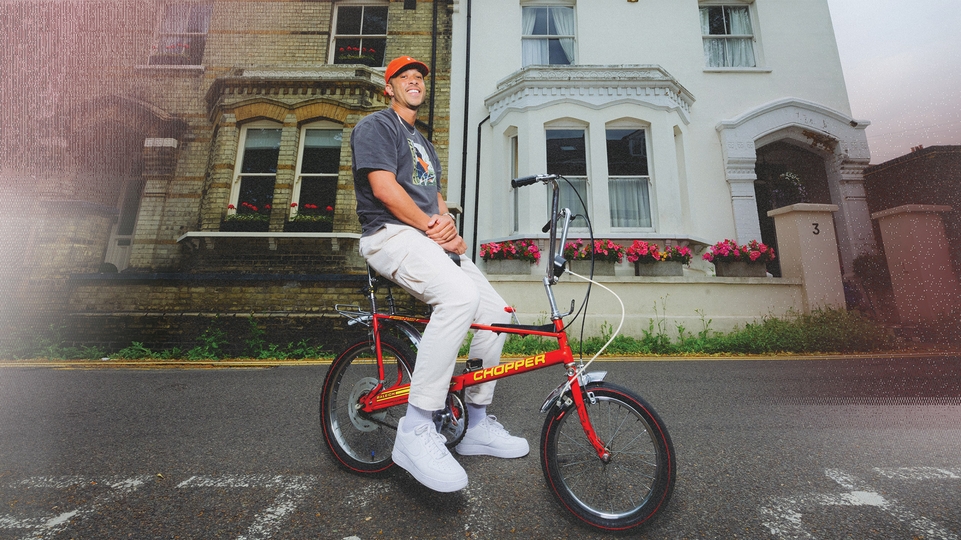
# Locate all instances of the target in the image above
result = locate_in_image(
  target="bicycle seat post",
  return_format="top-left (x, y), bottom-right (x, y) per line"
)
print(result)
top-left (365, 264), bottom-right (379, 314)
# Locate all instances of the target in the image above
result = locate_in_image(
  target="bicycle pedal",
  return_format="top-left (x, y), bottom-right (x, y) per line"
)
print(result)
top-left (464, 358), bottom-right (483, 372)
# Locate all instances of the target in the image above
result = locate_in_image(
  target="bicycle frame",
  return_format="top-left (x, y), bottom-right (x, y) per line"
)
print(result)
top-left (351, 173), bottom-right (613, 462)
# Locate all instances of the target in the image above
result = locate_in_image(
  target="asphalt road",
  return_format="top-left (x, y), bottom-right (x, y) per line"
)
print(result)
top-left (1, 355), bottom-right (960, 539)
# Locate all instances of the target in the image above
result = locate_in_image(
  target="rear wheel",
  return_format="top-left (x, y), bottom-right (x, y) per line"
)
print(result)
top-left (540, 382), bottom-right (675, 531)
top-left (320, 335), bottom-right (415, 474)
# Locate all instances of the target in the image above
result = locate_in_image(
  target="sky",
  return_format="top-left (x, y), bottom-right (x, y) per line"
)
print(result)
top-left (826, 0), bottom-right (961, 164)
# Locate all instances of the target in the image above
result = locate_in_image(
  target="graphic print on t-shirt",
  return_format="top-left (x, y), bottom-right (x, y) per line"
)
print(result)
top-left (408, 139), bottom-right (436, 187)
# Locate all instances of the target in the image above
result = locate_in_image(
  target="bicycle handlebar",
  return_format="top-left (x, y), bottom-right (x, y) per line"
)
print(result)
top-left (511, 173), bottom-right (557, 188)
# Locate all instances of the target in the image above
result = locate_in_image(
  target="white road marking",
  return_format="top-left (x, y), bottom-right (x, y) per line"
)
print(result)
top-left (176, 475), bottom-right (318, 540)
top-left (1, 476), bottom-right (150, 540)
top-left (874, 466), bottom-right (961, 481)
top-left (761, 468), bottom-right (960, 540)
top-left (2, 474), bottom-right (316, 540)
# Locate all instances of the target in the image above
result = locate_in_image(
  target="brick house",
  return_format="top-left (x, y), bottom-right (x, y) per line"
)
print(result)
top-left (0, 1), bottom-right (452, 354)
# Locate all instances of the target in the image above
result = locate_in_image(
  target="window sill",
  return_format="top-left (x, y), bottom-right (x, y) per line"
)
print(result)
top-left (703, 67), bottom-right (772, 74)
top-left (135, 64), bottom-right (206, 74)
top-left (177, 231), bottom-right (361, 251)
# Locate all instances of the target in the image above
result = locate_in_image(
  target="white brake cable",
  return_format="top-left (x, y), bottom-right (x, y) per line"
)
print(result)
top-left (563, 270), bottom-right (626, 381)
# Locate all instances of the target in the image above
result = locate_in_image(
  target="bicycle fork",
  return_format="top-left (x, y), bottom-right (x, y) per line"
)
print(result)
top-left (541, 367), bottom-right (612, 463)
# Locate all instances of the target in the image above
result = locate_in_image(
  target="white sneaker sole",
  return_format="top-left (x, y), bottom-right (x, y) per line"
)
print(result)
top-left (455, 441), bottom-right (530, 458)
top-left (392, 448), bottom-right (468, 492)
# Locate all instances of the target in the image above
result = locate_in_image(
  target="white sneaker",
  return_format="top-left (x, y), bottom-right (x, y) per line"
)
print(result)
top-left (392, 417), bottom-right (468, 492)
top-left (455, 415), bottom-right (530, 458)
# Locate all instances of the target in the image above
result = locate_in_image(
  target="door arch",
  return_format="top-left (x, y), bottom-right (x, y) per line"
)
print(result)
top-left (716, 98), bottom-right (875, 275)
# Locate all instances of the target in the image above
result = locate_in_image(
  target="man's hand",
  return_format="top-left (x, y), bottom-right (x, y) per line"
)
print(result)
top-left (437, 235), bottom-right (467, 255)
top-left (426, 213), bottom-right (457, 244)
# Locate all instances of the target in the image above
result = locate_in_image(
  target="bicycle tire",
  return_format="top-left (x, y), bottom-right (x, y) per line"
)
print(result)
top-left (540, 381), bottom-right (675, 531)
top-left (320, 335), bottom-right (415, 474)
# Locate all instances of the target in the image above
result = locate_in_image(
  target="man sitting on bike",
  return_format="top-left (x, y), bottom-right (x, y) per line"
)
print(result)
top-left (350, 56), bottom-right (529, 493)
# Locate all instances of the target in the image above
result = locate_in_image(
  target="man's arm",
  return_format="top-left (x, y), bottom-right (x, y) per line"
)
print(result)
top-left (367, 171), bottom-right (459, 247)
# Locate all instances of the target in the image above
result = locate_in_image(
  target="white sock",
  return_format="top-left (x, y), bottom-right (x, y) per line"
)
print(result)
top-left (467, 403), bottom-right (487, 427)
top-left (403, 403), bottom-right (435, 433)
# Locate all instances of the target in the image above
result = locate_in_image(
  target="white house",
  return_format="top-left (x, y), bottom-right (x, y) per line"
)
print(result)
top-left (445, 0), bottom-right (875, 333)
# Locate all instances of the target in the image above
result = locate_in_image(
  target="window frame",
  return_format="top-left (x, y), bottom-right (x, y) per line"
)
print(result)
top-left (510, 133), bottom-right (521, 233)
top-left (698, 1), bottom-right (759, 69)
top-left (605, 125), bottom-right (655, 231)
top-left (521, 4), bottom-right (577, 67)
top-left (330, 1), bottom-right (389, 68)
top-left (228, 120), bottom-right (283, 216)
top-left (545, 125), bottom-right (590, 230)
top-left (148, 2), bottom-right (212, 67)
top-left (290, 121), bottom-right (345, 218)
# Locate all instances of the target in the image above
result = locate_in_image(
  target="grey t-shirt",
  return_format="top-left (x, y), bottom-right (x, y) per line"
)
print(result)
top-left (351, 108), bottom-right (442, 236)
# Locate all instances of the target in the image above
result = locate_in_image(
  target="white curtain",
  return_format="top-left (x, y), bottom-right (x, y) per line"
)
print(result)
top-left (522, 7), bottom-right (574, 66)
top-left (522, 8), bottom-right (547, 66)
top-left (551, 7), bottom-right (575, 64)
top-left (558, 177), bottom-right (589, 227)
top-left (609, 177), bottom-right (652, 228)
top-left (700, 6), bottom-right (755, 67)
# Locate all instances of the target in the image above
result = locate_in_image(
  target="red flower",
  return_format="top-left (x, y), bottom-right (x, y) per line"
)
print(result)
top-left (325, 205), bottom-right (334, 212)
top-left (290, 202), bottom-right (298, 208)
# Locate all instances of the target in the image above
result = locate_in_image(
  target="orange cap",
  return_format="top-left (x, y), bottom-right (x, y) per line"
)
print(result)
top-left (384, 56), bottom-right (430, 87)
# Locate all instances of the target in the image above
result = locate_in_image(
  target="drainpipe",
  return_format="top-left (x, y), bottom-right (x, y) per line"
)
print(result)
top-left (457, 0), bottom-right (473, 233)
top-left (427, 0), bottom-right (439, 141)
top-left (471, 115), bottom-right (490, 262)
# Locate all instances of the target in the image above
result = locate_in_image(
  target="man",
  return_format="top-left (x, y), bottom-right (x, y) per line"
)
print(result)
top-left (351, 56), bottom-right (529, 493)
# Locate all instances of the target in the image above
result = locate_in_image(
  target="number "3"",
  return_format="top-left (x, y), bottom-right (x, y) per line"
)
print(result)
top-left (812, 223), bottom-right (820, 235)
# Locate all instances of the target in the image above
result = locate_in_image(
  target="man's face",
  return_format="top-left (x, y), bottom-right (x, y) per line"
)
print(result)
top-left (387, 67), bottom-right (426, 110)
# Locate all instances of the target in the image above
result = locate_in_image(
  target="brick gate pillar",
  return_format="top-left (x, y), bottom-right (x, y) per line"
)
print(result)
top-left (871, 205), bottom-right (961, 325)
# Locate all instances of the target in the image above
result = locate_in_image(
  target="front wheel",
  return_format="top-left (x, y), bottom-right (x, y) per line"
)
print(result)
top-left (540, 382), bottom-right (675, 531)
top-left (320, 335), bottom-right (415, 474)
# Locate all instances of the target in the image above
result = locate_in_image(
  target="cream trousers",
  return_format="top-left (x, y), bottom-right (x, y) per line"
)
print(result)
top-left (359, 224), bottom-right (511, 411)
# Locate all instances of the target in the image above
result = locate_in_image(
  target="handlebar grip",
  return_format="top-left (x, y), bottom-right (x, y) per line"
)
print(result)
top-left (511, 175), bottom-right (540, 188)
top-left (511, 173), bottom-right (556, 188)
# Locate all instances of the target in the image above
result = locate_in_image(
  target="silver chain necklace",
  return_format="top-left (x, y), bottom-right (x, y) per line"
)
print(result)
top-left (393, 110), bottom-right (417, 137)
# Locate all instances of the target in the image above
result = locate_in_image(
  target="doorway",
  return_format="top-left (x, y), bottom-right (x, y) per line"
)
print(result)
top-left (754, 141), bottom-right (832, 277)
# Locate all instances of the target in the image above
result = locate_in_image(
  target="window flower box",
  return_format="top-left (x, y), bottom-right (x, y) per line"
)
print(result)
top-left (284, 220), bottom-right (333, 233)
top-left (627, 241), bottom-right (691, 276)
top-left (714, 260), bottom-right (768, 277)
top-left (634, 260), bottom-right (683, 276)
top-left (286, 202), bottom-right (334, 232)
top-left (221, 202), bottom-right (270, 232)
top-left (480, 240), bottom-right (540, 274)
top-left (564, 239), bottom-right (625, 276)
top-left (485, 259), bottom-right (532, 275)
top-left (703, 239), bottom-right (775, 277)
